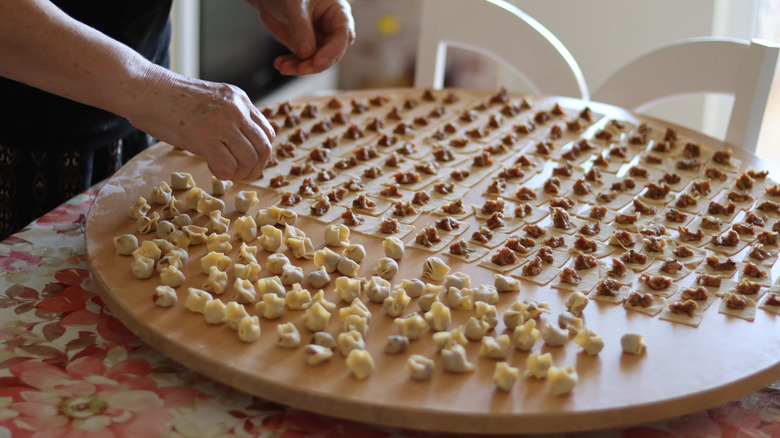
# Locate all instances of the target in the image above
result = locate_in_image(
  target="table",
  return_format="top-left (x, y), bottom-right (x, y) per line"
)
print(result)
top-left (0, 182), bottom-right (778, 437)
top-left (2, 89), bottom-right (780, 436)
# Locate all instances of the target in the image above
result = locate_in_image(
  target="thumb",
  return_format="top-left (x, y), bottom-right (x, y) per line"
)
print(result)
top-left (288, 8), bottom-right (317, 59)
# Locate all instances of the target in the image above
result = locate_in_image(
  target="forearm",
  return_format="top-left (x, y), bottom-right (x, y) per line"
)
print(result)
top-left (0, 0), bottom-right (161, 120)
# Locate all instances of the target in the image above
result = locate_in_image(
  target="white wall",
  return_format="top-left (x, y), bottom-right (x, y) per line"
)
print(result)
top-left (501, 0), bottom-right (758, 139)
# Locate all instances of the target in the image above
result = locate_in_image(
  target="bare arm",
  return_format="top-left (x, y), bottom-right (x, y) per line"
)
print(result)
top-left (0, 0), bottom-right (273, 181)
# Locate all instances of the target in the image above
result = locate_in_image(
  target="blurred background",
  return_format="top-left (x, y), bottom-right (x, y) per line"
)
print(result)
top-left (169, 0), bottom-right (780, 165)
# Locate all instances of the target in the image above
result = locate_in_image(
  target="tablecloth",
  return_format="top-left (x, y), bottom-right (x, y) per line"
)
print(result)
top-left (0, 184), bottom-right (778, 438)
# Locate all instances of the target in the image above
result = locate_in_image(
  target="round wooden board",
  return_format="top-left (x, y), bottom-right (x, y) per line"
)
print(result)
top-left (86, 89), bottom-right (780, 434)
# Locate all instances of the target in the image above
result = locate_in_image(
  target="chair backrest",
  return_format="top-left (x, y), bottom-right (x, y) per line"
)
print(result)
top-left (414, 0), bottom-right (589, 100)
top-left (591, 38), bottom-right (779, 153)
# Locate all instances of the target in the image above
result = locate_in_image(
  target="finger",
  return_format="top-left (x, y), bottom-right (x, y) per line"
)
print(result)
top-left (249, 104), bottom-right (276, 144)
top-left (201, 141), bottom-right (238, 180)
top-left (311, 26), bottom-right (355, 70)
top-left (285, 6), bottom-right (317, 59)
top-left (242, 116), bottom-right (273, 181)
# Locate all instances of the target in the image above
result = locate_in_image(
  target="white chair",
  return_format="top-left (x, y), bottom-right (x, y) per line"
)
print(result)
top-left (414, 0), bottom-right (589, 100)
top-left (592, 37), bottom-right (779, 153)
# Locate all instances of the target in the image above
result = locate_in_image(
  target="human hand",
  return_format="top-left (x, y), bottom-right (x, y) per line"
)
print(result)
top-left (127, 68), bottom-right (275, 181)
top-left (247, 0), bottom-right (356, 76)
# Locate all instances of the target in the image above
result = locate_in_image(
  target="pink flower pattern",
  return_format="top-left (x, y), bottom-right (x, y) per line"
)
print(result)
top-left (0, 180), bottom-right (777, 437)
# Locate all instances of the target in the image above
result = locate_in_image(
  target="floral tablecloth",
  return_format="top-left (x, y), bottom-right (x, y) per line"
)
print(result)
top-left (0, 184), bottom-right (778, 438)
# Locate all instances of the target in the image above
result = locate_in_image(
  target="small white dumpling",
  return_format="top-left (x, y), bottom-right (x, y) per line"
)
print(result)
top-left (234, 190), bottom-right (259, 213)
top-left (276, 207), bottom-right (297, 226)
top-left (463, 316), bottom-right (490, 341)
top-left (393, 313), bottom-right (427, 341)
top-left (512, 319), bottom-right (539, 351)
top-left (548, 365), bottom-right (578, 396)
top-left (382, 236), bottom-right (405, 260)
top-left (541, 323), bottom-right (568, 347)
top-left (418, 284), bottom-right (443, 312)
top-left (234, 215), bottom-right (258, 242)
top-left (400, 279), bottom-right (425, 298)
top-left (182, 224), bottom-right (208, 246)
top-left (237, 315), bottom-right (261, 342)
top-left (422, 256), bottom-right (451, 282)
top-left (575, 327), bottom-right (604, 356)
top-left (277, 322), bottom-right (301, 348)
top-left (383, 286), bottom-right (410, 318)
top-left (405, 354), bottom-right (435, 381)
top-left (283, 224), bottom-right (306, 240)
top-left (185, 287), bottom-right (213, 314)
top-left (153, 285), bottom-right (178, 308)
top-left (236, 242), bottom-right (258, 264)
top-left (336, 256), bottom-right (359, 277)
top-left (342, 314), bottom-right (369, 338)
top-left (383, 335), bottom-right (409, 354)
top-left (444, 272), bottom-right (471, 290)
top-left (170, 172), bottom-right (195, 190)
top-left (334, 277), bottom-right (362, 303)
top-left (203, 265), bottom-right (229, 295)
top-left (303, 301), bottom-right (331, 332)
top-left (338, 298), bottom-right (372, 322)
top-left (346, 349), bottom-right (374, 379)
top-left (127, 196), bottom-right (151, 220)
top-left (621, 333), bottom-right (646, 355)
top-left (342, 244), bottom-right (366, 263)
top-left (163, 197), bottom-right (184, 220)
top-left (113, 234), bottom-right (139, 255)
top-left (155, 220), bottom-right (176, 239)
top-left (307, 266), bottom-right (332, 289)
top-left (159, 265), bottom-right (185, 288)
top-left (337, 330), bottom-right (365, 356)
top-left (197, 193), bottom-right (225, 215)
top-left (204, 299), bottom-right (227, 324)
top-left (304, 344), bottom-right (334, 365)
top-left (363, 276), bottom-right (391, 303)
top-left (372, 257), bottom-right (398, 280)
top-left (314, 247), bottom-right (341, 273)
top-left (286, 236), bottom-right (314, 260)
top-left (525, 351), bottom-right (553, 379)
top-left (170, 212), bottom-right (190, 228)
top-left (150, 181), bottom-right (172, 205)
top-left (493, 362), bottom-right (519, 392)
top-left (280, 264), bottom-right (304, 286)
top-left (558, 311), bottom-right (583, 334)
top-left (133, 240), bottom-right (162, 263)
top-left (157, 250), bottom-right (185, 273)
top-left (200, 251), bottom-right (232, 275)
top-left (441, 344), bottom-right (474, 373)
top-left (232, 278), bottom-right (257, 304)
top-left (266, 253), bottom-right (290, 275)
top-left (130, 254), bottom-right (155, 280)
top-left (324, 224), bottom-right (350, 247)
top-left (285, 283), bottom-right (312, 310)
top-left (424, 302), bottom-right (451, 332)
top-left (258, 225), bottom-right (283, 252)
top-left (184, 187), bottom-right (205, 211)
top-left (225, 301), bottom-right (249, 330)
top-left (136, 211), bottom-right (160, 235)
top-left (311, 331), bottom-right (336, 349)
top-left (206, 233), bottom-right (233, 254)
top-left (565, 291), bottom-right (589, 317)
top-left (479, 334), bottom-right (512, 359)
top-left (473, 284), bottom-right (499, 305)
top-left (211, 176), bottom-right (233, 196)
top-left (255, 293), bottom-right (285, 319)
top-left (446, 286), bottom-right (474, 310)
top-left (205, 210), bottom-right (230, 235)
top-left (475, 301), bottom-right (499, 329)
top-left (256, 276), bottom-right (286, 297)
top-left (494, 273), bottom-right (521, 292)
top-left (432, 329), bottom-right (468, 351)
